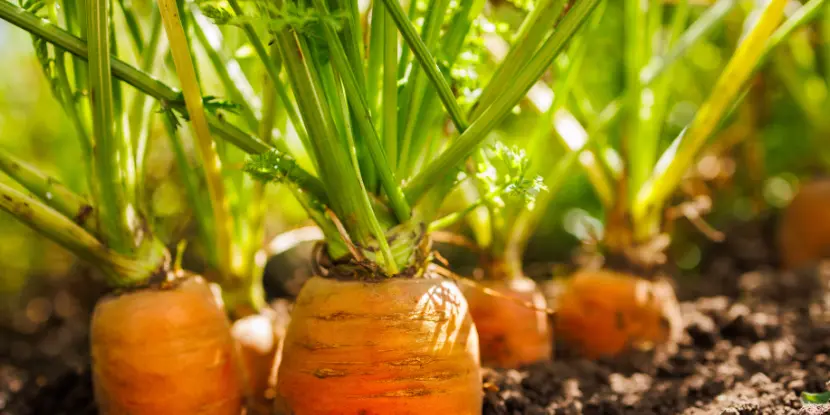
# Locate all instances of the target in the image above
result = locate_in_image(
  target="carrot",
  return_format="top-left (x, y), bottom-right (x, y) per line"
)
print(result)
top-left (91, 274), bottom-right (244, 415)
top-left (231, 299), bottom-right (292, 414)
top-left (275, 275), bottom-right (482, 415)
top-left (462, 260), bottom-right (552, 368)
top-left (778, 179), bottom-right (830, 270)
top-left (552, 269), bottom-right (683, 359)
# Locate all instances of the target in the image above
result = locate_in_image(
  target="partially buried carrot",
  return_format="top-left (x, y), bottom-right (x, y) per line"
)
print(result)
top-left (552, 269), bottom-right (683, 359)
top-left (275, 275), bottom-right (482, 415)
top-left (91, 274), bottom-right (243, 415)
top-left (462, 259), bottom-right (552, 368)
top-left (778, 178), bottom-right (830, 270)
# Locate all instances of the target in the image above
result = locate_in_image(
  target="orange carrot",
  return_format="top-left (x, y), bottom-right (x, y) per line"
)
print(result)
top-left (462, 260), bottom-right (551, 368)
top-left (275, 275), bottom-right (482, 415)
top-left (778, 179), bottom-right (830, 270)
top-left (552, 269), bottom-right (683, 359)
top-left (231, 300), bottom-right (292, 414)
top-left (91, 274), bottom-right (243, 415)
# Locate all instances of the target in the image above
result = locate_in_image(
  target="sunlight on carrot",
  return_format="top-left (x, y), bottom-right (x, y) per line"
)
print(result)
top-left (275, 276), bottom-right (482, 414)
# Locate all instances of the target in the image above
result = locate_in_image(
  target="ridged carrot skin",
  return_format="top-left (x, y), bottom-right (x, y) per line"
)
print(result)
top-left (553, 270), bottom-right (683, 359)
top-left (91, 276), bottom-right (243, 415)
top-left (275, 276), bottom-right (482, 415)
top-left (463, 275), bottom-right (552, 368)
top-left (778, 179), bottom-right (830, 270)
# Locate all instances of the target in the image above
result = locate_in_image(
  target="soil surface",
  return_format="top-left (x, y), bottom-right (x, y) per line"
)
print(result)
top-left (4, 217), bottom-right (830, 414)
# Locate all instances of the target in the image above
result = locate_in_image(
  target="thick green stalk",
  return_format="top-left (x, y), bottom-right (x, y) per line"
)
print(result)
top-left (275, 30), bottom-right (374, 245)
top-left (226, 0), bottom-right (308, 149)
top-left (624, 0), bottom-right (650, 204)
top-left (367, 4), bottom-right (384, 118)
top-left (312, 0), bottom-right (411, 223)
top-left (428, 184), bottom-right (509, 232)
top-left (379, 0), bottom-right (468, 131)
top-left (108, 10), bottom-right (138, 220)
top-left (0, 3), bottom-right (316, 165)
top-left (397, 0), bottom-right (451, 176)
top-left (471, 0), bottom-right (567, 120)
top-left (158, 0), bottom-right (234, 280)
top-left (405, 0), bottom-right (600, 204)
top-left (88, 0), bottom-right (133, 254)
top-left (54, 52), bottom-right (92, 160)
top-left (402, 0), bottom-right (484, 174)
top-left (0, 181), bottom-right (166, 287)
top-left (395, 0), bottom-right (419, 79)
top-left (338, 0), bottom-right (364, 93)
top-left (382, 6), bottom-right (398, 171)
top-left (0, 148), bottom-right (95, 232)
top-left (632, 0), bottom-right (787, 239)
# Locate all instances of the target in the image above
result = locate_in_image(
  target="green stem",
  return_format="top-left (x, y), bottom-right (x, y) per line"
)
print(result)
top-left (428, 184), bottom-right (507, 232)
top-left (381, 5), bottom-right (398, 171)
top-left (226, 0), bottom-right (309, 150)
top-left (632, 0), bottom-right (788, 238)
top-left (275, 30), bottom-right (374, 245)
top-left (0, 147), bottom-right (96, 232)
top-left (397, 0), bottom-right (451, 176)
top-left (312, 0), bottom-right (411, 223)
top-left (0, 181), bottom-right (166, 287)
top-left (367, 3), bottom-right (384, 118)
top-left (0, 3), bottom-right (309, 163)
top-left (88, 0), bottom-right (133, 253)
top-left (158, 0), bottom-right (234, 280)
top-left (405, 0), bottom-right (600, 204)
top-left (379, 0), bottom-right (468, 132)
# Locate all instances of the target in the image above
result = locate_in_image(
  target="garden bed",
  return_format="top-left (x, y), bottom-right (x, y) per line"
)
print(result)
top-left (4, 221), bottom-right (830, 415)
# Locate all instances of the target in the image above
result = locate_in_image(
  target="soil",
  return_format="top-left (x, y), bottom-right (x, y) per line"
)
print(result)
top-left (4, 216), bottom-right (830, 414)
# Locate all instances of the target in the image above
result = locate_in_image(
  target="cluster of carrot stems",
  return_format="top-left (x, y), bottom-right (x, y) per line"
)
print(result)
top-left (0, 0), bottom-right (825, 318)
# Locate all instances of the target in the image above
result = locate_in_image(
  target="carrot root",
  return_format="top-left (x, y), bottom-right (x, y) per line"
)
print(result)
top-left (778, 179), bottom-right (830, 270)
top-left (552, 270), bottom-right (683, 359)
top-left (91, 276), bottom-right (243, 415)
top-left (275, 276), bottom-right (482, 415)
top-left (463, 276), bottom-right (552, 368)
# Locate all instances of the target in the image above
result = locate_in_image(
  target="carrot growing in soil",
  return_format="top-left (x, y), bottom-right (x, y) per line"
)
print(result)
top-left (0, 0), bottom-right (244, 413)
top-left (435, 2), bottom-right (607, 368)
top-left (155, 1), bottom-right (295, 410)
top-left (233, 0), bottom-right (601, 411)
top-left (765, 0), bottom-right (830, 270)
top-left (543, 0), bottom-right (792, 358)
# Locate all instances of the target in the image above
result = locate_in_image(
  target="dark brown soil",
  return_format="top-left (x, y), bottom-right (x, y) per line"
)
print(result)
top-left (5, 218), bottom-right (830, 415)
